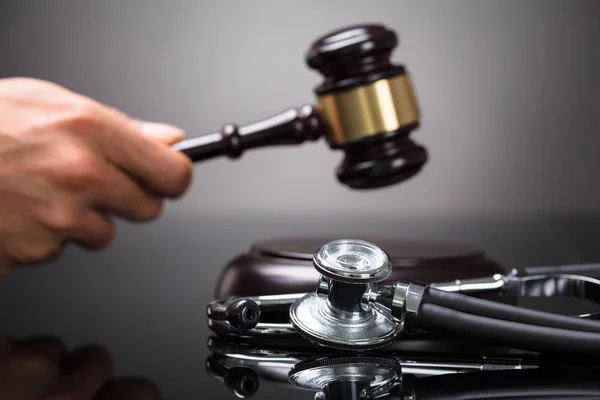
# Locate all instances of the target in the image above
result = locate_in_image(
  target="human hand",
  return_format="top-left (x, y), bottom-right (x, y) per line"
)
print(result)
top-left (0, 334), bottom-right (161, 400)
top-left (0, 77), bottom-right (193, 274)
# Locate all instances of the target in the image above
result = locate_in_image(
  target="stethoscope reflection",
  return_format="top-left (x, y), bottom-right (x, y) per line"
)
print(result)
top-left (205, 336), bottom-right (600, 400)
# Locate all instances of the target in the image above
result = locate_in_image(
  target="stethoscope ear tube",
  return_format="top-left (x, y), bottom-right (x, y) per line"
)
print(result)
top-left (522, 262), bottom-right (600, 279)
top-left (414, 300), bottom-right (600, 355)
top-left (422, 286), bottom-right (600, 333)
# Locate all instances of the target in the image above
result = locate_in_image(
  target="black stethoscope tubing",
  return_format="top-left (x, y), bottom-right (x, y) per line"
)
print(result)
top-left (207, 262), bottom-right (600, 355)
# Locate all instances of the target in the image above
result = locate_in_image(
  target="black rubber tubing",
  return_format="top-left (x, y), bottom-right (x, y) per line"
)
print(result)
top-left (423, 287), bottom-right (600, 333)
top-left (524, 262), bottom-right (600, 279)
top-left (415, 303), bottom-right (600, 355)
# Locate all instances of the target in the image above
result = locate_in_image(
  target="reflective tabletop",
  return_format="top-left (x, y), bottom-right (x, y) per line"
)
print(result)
top-left (1, 214), bottom-right (600, 399)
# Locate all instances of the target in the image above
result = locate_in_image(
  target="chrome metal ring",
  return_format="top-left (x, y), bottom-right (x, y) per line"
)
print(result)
top-left (391, 282), bottom-right (426, 329)
top-left (313, 239), bottom-right (392, 284)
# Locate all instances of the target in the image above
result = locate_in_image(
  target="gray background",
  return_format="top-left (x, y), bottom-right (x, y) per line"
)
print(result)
top-left (1, 1), bottom-right (600, 399)
top-left (1, 0), bottom-right (599, 218)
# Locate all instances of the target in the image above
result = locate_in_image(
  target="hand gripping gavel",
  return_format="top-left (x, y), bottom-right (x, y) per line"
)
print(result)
top-left (172, 24), bottom-right (426, 189)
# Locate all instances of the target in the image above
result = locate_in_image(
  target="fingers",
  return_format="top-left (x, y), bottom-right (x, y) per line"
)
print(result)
top-left (89, 104), bottom-right (193, 199)
top-left (86, 161), bottom-right (164, 223)
top-left (138, 121), bottom-right (185, 146)
top-left (3, 77), bottom-right (193, 199)
top-left (55, 210), bottom-right (116, 251)
top-left (0, 335), bottom-right (162, 400)
top-left (0, 145), bottom-right (169, 259)
top-left (17, 136), bottom-right (166, 225)
top-left (0, 78), bottom-right (194, 269)
top-left (46, 345), bottom-right (113, 400)
top-left (0, 336), bottom-right (66, 397)
top-left (14, 336), bottom-right (66, 365)
top-left (0, 193), bottom-right (64, 266)
top-left (0, 190), bottom-right (114, 256)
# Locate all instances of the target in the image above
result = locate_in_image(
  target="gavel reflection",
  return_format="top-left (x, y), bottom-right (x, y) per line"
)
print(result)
top-left (173, 24), bottom-right (427, 189)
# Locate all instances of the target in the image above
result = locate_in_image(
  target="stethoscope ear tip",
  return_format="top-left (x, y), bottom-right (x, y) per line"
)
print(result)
top-left (225, 299), bottom-right (261, 330)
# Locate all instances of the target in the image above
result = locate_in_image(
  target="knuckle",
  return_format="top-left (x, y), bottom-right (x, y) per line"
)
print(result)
top-left (137, 198), bottom-right (163, 221)
top-left (30, 243), bottom-right (62, 264)
top-left (3, 77), bottom-right (36, 85)
top-left (13, 350), bottom-right (59, 377)
top-left (1, 77), bottom-right (54, 92)
top-left (52, 147), bottom-right (102, 189)
top-left (166, 156), bottom-right (193, 197)
top-left (40, 203), bottom-right (80, 232)
top-left (62, 98), bottom-right (104, 129)
top-left (99, 220), bottom-right (116, 246)
top-left (89, 220), bottom-right (116, 250)
top-left (8, 241), bottom-right (62, 265)
top-left (44, 96), bottom-right (105, 134)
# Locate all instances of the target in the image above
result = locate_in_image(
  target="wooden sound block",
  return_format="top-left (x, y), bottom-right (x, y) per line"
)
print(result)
top-left (214, 237), bottom-right (504, 298)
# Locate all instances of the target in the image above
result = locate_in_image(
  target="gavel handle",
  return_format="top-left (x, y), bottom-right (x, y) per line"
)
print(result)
top-left (172, 104), bottom-right (324, 162)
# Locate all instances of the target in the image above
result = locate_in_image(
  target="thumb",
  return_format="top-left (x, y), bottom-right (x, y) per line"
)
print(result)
top-left (138, 121), bottom-right (185, 146)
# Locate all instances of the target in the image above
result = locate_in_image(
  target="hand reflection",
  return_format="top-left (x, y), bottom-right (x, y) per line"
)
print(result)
top-left (0, 334), bottom-right (160, 400)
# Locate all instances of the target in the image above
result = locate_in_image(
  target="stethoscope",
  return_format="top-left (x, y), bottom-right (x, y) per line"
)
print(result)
top-left (206, 239), bottom-right (600, 355)
top-left (206, 336), bottom-right (600, 399)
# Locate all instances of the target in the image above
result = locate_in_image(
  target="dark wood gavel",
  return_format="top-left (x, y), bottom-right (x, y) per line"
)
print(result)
top-left (173, 24), bottom-right (427, 189)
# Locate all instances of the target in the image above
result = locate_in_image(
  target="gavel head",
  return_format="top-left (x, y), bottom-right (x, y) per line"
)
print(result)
top-left (306, 24), bottom-right (428, 190)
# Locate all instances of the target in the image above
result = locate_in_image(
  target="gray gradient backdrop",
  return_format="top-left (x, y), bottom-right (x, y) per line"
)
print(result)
top-left (1, 1), bottom-right (600, 399)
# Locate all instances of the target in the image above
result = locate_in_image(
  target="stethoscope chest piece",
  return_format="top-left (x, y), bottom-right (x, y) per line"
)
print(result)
top-left (289, 239), bottom-right (403, 350)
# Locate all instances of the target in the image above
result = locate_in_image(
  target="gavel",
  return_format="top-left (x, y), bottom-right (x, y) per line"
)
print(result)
top-left (173, 24), bottom-right (427, 189)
